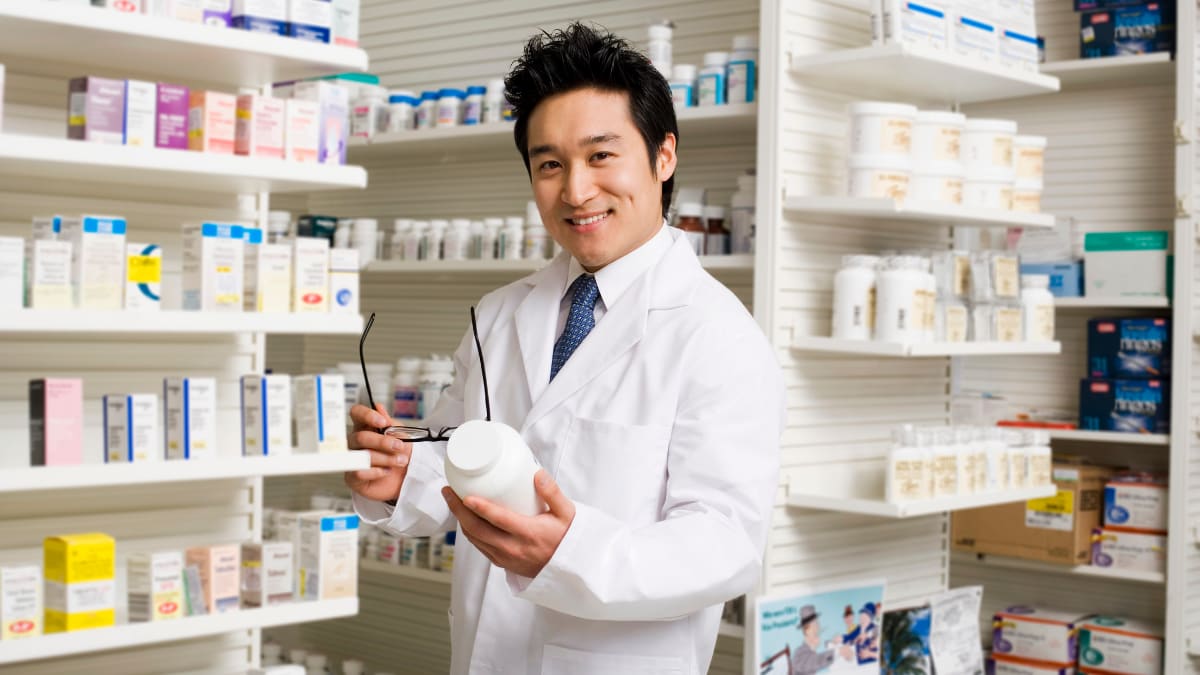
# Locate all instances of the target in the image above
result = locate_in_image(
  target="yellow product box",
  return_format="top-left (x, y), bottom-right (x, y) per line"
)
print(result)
top-left (43, 533), bottom-right (116, 633)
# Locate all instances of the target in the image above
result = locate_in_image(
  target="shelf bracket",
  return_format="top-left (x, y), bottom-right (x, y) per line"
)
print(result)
top-left (1177, 195), bottom-right (1191, 218)
top-left (1175, 120), bottom-right (1191, 145)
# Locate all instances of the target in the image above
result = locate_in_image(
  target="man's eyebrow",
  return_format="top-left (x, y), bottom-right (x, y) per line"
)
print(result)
top-left (528, 133), bottom-right (622, 158)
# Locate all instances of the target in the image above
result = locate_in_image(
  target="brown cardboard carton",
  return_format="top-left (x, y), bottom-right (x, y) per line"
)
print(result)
top-left (952, 461), bottom-right (1114, 564)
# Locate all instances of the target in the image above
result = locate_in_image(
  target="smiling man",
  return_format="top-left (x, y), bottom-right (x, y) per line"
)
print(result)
top-left (346, 22), bottom-right (783, 675)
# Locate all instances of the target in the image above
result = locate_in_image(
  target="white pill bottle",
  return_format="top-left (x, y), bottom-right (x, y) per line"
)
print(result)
top-left (445, 420), bottom-right (544, 516)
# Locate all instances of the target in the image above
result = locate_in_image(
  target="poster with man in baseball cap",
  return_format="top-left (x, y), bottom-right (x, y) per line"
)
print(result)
top-left (753, 580), bottom-right (885, 675)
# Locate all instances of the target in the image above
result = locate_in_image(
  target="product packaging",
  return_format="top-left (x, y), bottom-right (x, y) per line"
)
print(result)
top-left (43, 533), bottom-right (116, 633)
top-left (123, 79), bottom-right (156, 147)
top-left (0, 566), bottom-right (42, 640)
top-left (127, 551), bottom-right (184, 622)
top-left (329, 247), bottom-right (359, 315)
top-left (1018, 262), bottom-right (1083, 298)
top-left (1083, 231), bottom-right (1169, 298)
top-left (68, 77), bottom-right (126, 144)
top-left (103, 393), bottom-right (160, 462)
top-left (183, 222), bottom-right (245, 311)
top-left (188, 91), bottom-right (237, 154)
top-left (1079, 378), bottom-right (1170, 434)
top-left (156, 83), bottom-right (190, 150)
top-left (241, 541), bottom-right (294, 607)
top-left (992, 606), bottom-right (1093, 665)
top-left (241, 374), bottom-right (293, 456)
top-left (299, 513), bottom-right (359, 600)
top-left (60, 215), bottom-right (127, 310)
top-left (0, 237), bottom-right (23, 310)
top-left (1104, 474), bottom-right (1168, 533)
top-left (185, 544), bottom-right (241, 614)
top-left (294, 374), bottom-right (348, 453)
top-left (292, 236), bottom-right (330, 312)
top-left (232, 0), bottom-right (287, 33)
top-left (287, 0), bottom-right (332, 42)
top-left (29, 240), bottom-right (73, 309)
top-left (293, 81), bottom-right (349, 165)
top-left (29, 378), bottom-right (84, 466)
top-left (1091, 527), bottom-right (1166, 573)
top-left (235, 94), bottom-right (286, 159)
top-left (1081, 2), bottom-right (1176, 58)
top-left (285, 98), bottom-right (320, 163)
top-left (125, 243), bottom-right (162, 311)
top-left (1077, 617), bottom-right (1163, 675)
top-left (243, 227), bottom-right (293, 312)
top-left (1087, 317), bottom-right (1170, 379)
top-left (164, 377), bottom-right (218, 460)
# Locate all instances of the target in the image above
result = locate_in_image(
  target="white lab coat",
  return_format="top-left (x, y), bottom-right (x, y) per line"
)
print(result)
top-left (356, 229), bottom-right (784, 675)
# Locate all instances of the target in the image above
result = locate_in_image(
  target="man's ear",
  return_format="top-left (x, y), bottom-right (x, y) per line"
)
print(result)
top-left (657, 133), bottom-right (678, 182)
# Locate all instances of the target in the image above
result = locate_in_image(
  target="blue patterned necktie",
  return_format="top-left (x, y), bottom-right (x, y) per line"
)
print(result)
top-left (550, 274), bottom-right (600, 381)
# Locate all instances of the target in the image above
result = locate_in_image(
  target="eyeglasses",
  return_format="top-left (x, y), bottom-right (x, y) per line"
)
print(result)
top-left (358, 307), bottom-right (493, 441)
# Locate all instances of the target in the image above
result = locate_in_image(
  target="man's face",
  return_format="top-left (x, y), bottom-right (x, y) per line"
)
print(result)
top-left (525, 87), bottom-right (677, 272)
top-left (844, 614), bottom-right (855, 629)
top-left (804, 619), bottom-right (820, 645)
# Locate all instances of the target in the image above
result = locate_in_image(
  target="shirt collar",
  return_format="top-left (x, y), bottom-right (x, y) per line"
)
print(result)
top-left (562, 222), bottom-right (672, 307)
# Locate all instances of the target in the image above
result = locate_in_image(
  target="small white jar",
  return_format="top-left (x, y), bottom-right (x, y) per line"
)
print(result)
top-left (483, 79), bottom-right (506, 124)
top-left (524, 224), bottom-right (550, 260)
top-left (445, 419), bottom-right (544, 516)
top-left (963, 118), bottom-right (1018, 171)
top-left (912, 109), bottom-right (966, 164)
top-left (436, 88), bottom-right (466, 128)
top-left (462, 86), bottom-right (486, 125)
top-left (697, 52), bottom-right (729, 106)
top-left (1014, 134), bottom-right (1047, 186)
top-left (406, 221), bottom-right (429, 260)
top-left (648, 22), bottom-right (673, 77)
top-left (910, 161), bottom-right (965, 205)
top-left (1012, 178), bottom-right (1043, 213)
top-left (1025, 430), bottom-right (1052, 487)
top-left (847, 153), bottom-right (912, 201)
top-left (669, 64), bottom-right (697, 108)
top-left (875, 255), bottom-right (925, 343)
top-left (963, 167), bottom-right (1015, 210)
top-left (849, 101), bottom-right (918, 156)
top-left (726, 35), bottom-right (758, 104)
top-left (501, 217), bottom-right (524, 260)
top-left (352, 218), bottom-right (379, 267)
top-left (832, 254), bottom-right (879, 341)
top-left (428, 219), bottom-right (450, 261)
top-left (387, 90), bottom-right (418, 132)
top-left (416, 91), bottom-right (438, 130)
top-left (443, 219), bottom-right (471, 261)
top-left (481, 217), bottom-right (503, 260)
top-left (1020, 274), bottom-right (1055, 342)
top-left (390, 219), bottom-right (413, 260)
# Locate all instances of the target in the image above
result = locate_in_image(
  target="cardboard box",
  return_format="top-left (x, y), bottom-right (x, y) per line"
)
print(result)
top-left (294, 374), bottom-right (347, 453)
top-left (182, 222), bottom-right (245, 312)
top-left (1077, 617), bottom-right (1163, 675)
top-left (1087, 317), bottom-right (1170, 379)
top-left (232, 0), bottom-right (287, 34)
top-left (1104, 475), bottom-right (1168, 533)
top-left (60, 215), bottom-right (127, 310)
top-left (329, 247), bottom-right (359, 315)
top-left (126, 551), bottom-right (184, 622)
top-left (273, 509), bottom-right (330, 598)
top-left (29, 240), bottom-right (73, 309)
top-left (285, 98), bottom-right (320, 163)
top-left (1083, 231), bottom-right (1169, 297)
top-left (331, 0), bottom-right (359, 46)
top-left (29, 378), bottom-right (84, 466)
top-left (68, 77), bottom-right (125, 144)
top-left (123, 79), bottom-right (156, 147)
top-left (953, 462), bottom-right (1114, 564)
top-left (155, 83), bottom-right (190, 150)
top-left (1020, 262), bottom-right (1083, 298)
top-left (988, 653), bottom-right (1074, 674)
top-left (1079, 378), bottom-right (1170, 434)
top-left (287, 0), bottom-right (332, 42)
top-left (1091, 527), bottom-right (1166, 573)
top-left (163, 377), bottom-right (217, 460)
top-left (103, 393), bottom-right (160, 463)
top-left (241, 541), bottom-right (293, 607)
top-left (243, 228), bottom-right (293, 312)
top-left (1, 566), bottom-right (42, 640)
top-left (241, 374), bottom-right (292, 456)
top-left (235, 94), bottom-right (286, 159)
top-left (1081, 3), bottom-right (1175, 58)
top-left (188, 91), bottom-right (237, 154)
top-left (203, 0), bottom-right (233, 25)
top-left (993, 606), bottom-right (1093, 664)
top-left (0, 236), bottom-right (23, 310)
top-left (43, 533), bottom-right (116, 633)
top-left (292, 236), bottom-right (329, 312)
top-left (299, 513), bottom-right (358, 600)
top-left (293, 80), bottom-right (349, 165)
top-left (185, 544), bottom-right (241, 614)
top-left (125, 243), bottom-right (162, 311)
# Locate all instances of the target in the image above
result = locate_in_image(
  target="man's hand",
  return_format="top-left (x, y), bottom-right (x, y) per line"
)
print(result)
top-left (344, 403), bottom-right (412, 503)
top-left (441, 469), bottom-right (575, 579)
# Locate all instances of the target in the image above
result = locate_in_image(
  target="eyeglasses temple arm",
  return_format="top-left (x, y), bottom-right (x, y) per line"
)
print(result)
top-left (359, 312), bottom-right (385, 432)
top-left (470, 306), bottom-right (492, 422)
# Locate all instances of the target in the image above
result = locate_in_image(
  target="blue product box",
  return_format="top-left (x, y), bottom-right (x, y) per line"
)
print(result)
top-left (232, 15), bottom-right (287, 34)
top-left (1079, 378), bottom-right (1170, 434)
top-left (1081, 2), bottom-right (1176, 58)
top-left (1020, 262), bottom-right (1083, 298)
top-left (1076, 0), bottom-right (1157, 9)
top-left (1087, 317), bottom-right (1171, 379)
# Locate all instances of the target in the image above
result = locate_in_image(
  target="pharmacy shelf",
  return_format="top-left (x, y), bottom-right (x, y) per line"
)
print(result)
top-left (791, 336), bottom-right (1062, 358)
top-left (1040, 53), bottom-right (1174, 89)
top-left (365, 254), bottom-right (753, 274)
top-left (789, 43), bottom-right (1060, 104)
top-left (0, 598), bottom-right (358, 666)
top-left (784, 196), bottom-right (1056, 230)
top-left (0, 4), bottom-right (367, 87)
top-left (1047, 429), bottom-right (1170, 446)
top-left (718, 622), bottom-right (746, 640)
top-left (1054, 296), bottom-right (1171, 309)
top-left (787, 485), bottom-right (1057, 518)
top-left (0, 452), bottom-right (370, 494)
top-left (348, 103), bottom-right (758, 159)
top-left (2, 310), bottom-right (363, 335)
top-left (0, 135), bottom-right (367, 197)
top-left (360, 558), bottom-right (453, 584)
top-left (953, 552), bottom-right (1165, 585)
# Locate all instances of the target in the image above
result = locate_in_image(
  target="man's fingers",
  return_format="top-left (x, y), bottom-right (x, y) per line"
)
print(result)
top-left (349, 403), bottom-right (390, 430)
top-left (533, 470), bottom-right (570, 518)
top-left (351, 467), bottom-right (390, 482)
top-left (366, 449), bottom-right (409, 469)
top-left (463, 495), bottom-right (525, 534)
top-left (443, 488), bottom-right (508, 543)
top-left (350, 429), bottom-right (408, 453)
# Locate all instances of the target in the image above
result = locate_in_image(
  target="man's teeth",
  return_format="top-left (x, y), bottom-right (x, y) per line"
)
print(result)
top-left (572, 213), bottom-right (607, 226)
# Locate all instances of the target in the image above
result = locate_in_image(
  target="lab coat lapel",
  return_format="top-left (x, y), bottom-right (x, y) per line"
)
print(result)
top-left (513, 254), bottom-right (569, 410)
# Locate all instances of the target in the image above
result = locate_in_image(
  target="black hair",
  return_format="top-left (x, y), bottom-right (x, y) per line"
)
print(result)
top-left (505, 22), bottom-right (679, 220)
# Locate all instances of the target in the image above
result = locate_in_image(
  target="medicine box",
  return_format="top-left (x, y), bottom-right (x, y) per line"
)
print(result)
top-left (1091, 527), bottom-right (1166, 573)
top-left (243, 228), bottom-right (293, 312)
top-left (288, 0), bottom-right (332, 42)
top-left (156, 83), bottom-right (190, 150)
top-left (331, 0), bottom-right (359, 46)
top-left (953, 461), bottom-right (1114, 565)
top-left (29, 240), bottom-right (73, 309)
top-left (1087, 317), bottom-right (1170, 379)
top-left (1019, 262), bottom-right (1083, 298)
top-left (188, 90), bottom-right (237, 154)
top-left (1079, 378), bottom-right (1170, 435)
top-left (29, 378), bottom-right (84, 466)
top-left (241, 374), bottom-right (292, 456)
top-left (232, 0), bottom-right (287, 34)
top-left (146, 0), bottom-right (202, 22)
top-left (185, 544), bottom-right (241, 614)
top-left (32, 215), bottom-right (61, 241)
top-left (881, 1), bottom-right (950, 51)
top-left (68, 77), bottom-right (125, 145)
top-left (293, 80), bottom-right (349, 165)
top-left (285, 98), bottom-right (321, 163)
top-left (1076, 0), bottom-right (1159, 8)
top-left (274, 509), bottom-right (330, 598)
top-left (1077, 617), bottom-right (1163, 675)
top-left (241, 541), bottom-right (293, 607)
top-left (329, 247), bottom-right (360, 315)
top-left (183, 222), bottom-right (245, 312)
top-left (294, 374), bottom-right (348, 453)
top-left (992, 606), bottom-right (1093, 665)
top-left (952, 6), bottom-right (1000, 65)
top-left (1081, 3), bottom-right (1176, 58)
top-left (292, 236), bottom-right (330, 312)
top-left (235, 94), bottom-right (286, 159)
top-left (1084, 231), bottom-right (1169, 297)
top-left (299, 513), bottom-right (359, 600)
top-left (103, 393), bottom-right (160, 463)
top-left (1104, 475), bottom-right (1167, 533)
top-left (988, 654), bottom-right (1074, 674)
top-left (60, 215), bottom-right (127, 310)
top-left (1, 565), bottom-right (42, 640)
top-left (163, 377), bottom-right (217, 461)
top-left (125, 243), bottom-right (162, 311)
top-left (204, 0), bottom-right (233, 25)
top-left (0, 237), bottom-right (23, 310)
top-left (123, 79), bottom-right (156, 147)
top-left (126, 551), bottom-right (184, 622)
top-left (43, 533), bottom-right (116, 633)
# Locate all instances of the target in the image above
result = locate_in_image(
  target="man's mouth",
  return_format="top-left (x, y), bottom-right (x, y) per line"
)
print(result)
top-left (566, 211), bottom-right (612, 227)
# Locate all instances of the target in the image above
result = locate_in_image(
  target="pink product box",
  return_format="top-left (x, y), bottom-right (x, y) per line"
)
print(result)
top-left (156, 83), bottom-right (190, 150)
top-left (294, 81), bottom-right (348, 165)
top-left (68, 77), bottom-right (126, 145)
top-left (29, 378), bottom-right (83, 466)
top-left (235, 94), bottom-right (286, 159)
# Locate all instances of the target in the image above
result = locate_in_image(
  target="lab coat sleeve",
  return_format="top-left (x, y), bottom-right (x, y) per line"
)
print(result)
top-left (510, 320), bottom-right (784, 621)
top-left (352, 328), bottom-right (474, 538)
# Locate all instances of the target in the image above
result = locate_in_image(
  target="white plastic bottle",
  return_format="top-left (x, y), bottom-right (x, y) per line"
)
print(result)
top-left (730, 172), bottom-right (756, 253)
top-left (984, 428), bottom-right (1010, 492)
top-left (1026, 429), bottom-right (1052, 487)
top-left (919, 257), bottom-right (937, 343)
top-left (954, 427), bottom-right (976, 495)
top-left (445, 419), bottom-right (544, 516)
top-left (875, 256), bottom-right (925, 343)
top-left (267, 211), bottom-right (291, 244)
top-left (418, 356), bottom-right (454, 419)
top-left (406, 221), bottom-right (429, 261)
top-left (524, 223), bottom-right (550, 260)
top-left (416, 91), bottom-right (438, 130)
top-left (427, 220), bottom-right (449, 261)
top-left (288, 649), bottom-right (308, 666)
top-left (831, 254), bottom-right (879, 341)
top-left (647, 22), bottom-right (673, 77)
top-left (726, 35), bottom-right (758, 104)
top-left (444, 219), bottom-right (471, 261)
top-left (886, 425), bottom-right (931, 503)
top-left (1021, 274), bottom-right (1055, 342)
top-left (462, 86), bottom-right (485, 125)
top-left (263, 643), bottom-right (284, 666)
top-left (483, 79), bottom-right (506, 124)
top-left (436, 88), bottom-right (465, 128)
top-left (390, 219), bottom-right (413, 260)
top-left (305, 653), bottom-right (329, 675)
top-left (343, 660), bottom-right (366, 675)
top-left (481, 217), bottom-right (503, 260)
top-left (930, 427), bottom-right (959, 498)
top-left (333, 221), bottom-right (352, 250)
top-left (352, 218), bottom-right (378, 267)
top-left (1005, 430), bottom-right (1028, 489)
top-left (669, 64), bottom-right (697, 108)
top-left (501, 217), bottom-right (524, 260)
top-left (697, 52), bottom-right (729, 106)
top-left (467, 220), bottom-right (485, 259)
top-left (391, 357), bottom-right (422, 421)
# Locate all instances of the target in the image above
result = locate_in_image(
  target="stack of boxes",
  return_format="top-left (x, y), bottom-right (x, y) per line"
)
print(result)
top-left (1078, 0), bottom-right (1176, 59)
top-left (1079, 318), bottom-right (1171, 435)
top-left (95, 0), bottom-right (360, 47)
top-left (989, 610), bottom-right (1163, 675)
top-left (871, 0), bottom-right (1039, 74)
top-left (1091, 472), bottom-right (1168, 575)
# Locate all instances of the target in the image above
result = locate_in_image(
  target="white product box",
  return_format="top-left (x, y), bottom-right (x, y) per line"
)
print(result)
top-left (241, 374), bottom-right (292, 456)
top-left (1083, 231), bottom-right (1169, 298)
top-left (331, 0), bottom-right (359, 46)
top-left (996, 0), bottom-right (1036, 33)
top-left (329, 247), bottom-right (359, 315)
top-left (233, 0), bottom-right (287, 32)
top-left (299, 513), bottom-right (358, 600)
top-left (294, 374), bottom-right (347, 453)
top-left (0, 237), bottom-right (24, 310)
top-left (183, 222), bottom-right (245, 312)
top-left (243, 228), bottom-right (293, 312)
top-left (993, 607), bottom-right (1093, 664)
top-left (999, 26), bottom-right (1038, 73)
top-left (185, 545), bottom-right (240, 614)
top-left (125, 243), bottom-right (162, 311)
top-left (103, 393), bottom-right (160, 463)
top-left (990, 655), bottom-right (1072, 675)
top-left (126, 551), bottom-right (184, 622)
top-left (146, 0), bottom-right (203, 22)
top-left (274, 509), bottom-right (330, 598)
top-left (1078, 618), bottom-right (1163, 675)
top-left (235, 94), bottom-right (286, 159)
top-left (285, 98), bottom-right (320, 163)
top-left (30, 240), bottom-right (73, 309)
top-left (952, 3), bottom-right (999, 64)
top-left (124, 80), bottom-right (156, 148)
top-left (32, 216), bottom-right (61, 241)
top-left (0, 566), bottom-right (42, 640)
top-left (292, 236), bottom-right (330, 312)
top-left (163, 377), bottom-right (217, 461)
top-left (60, 215), bottom-right (127, 310)
top-left (287, 0), bottom-right (333, 42)
top-left (95, 0), bottom-right (144, 11)
top-left (1091, 528), bottom-right (1166, 574)
top-left (293, 80), bottom-right (349, 165)
top-left (1104, 481), bottom-right (1168, 534)
top-left (241, 541), bottom-right (293, 607)
top-left (882, 0), bottom-right (951, 51)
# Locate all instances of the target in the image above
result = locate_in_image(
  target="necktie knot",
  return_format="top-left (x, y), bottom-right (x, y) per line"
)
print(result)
top-left (570, 273), bottom-right (599, 307)
top-left (550, 274), bottom-right (600, 381)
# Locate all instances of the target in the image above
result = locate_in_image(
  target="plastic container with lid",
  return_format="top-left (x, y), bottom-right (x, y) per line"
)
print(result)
top-left (482, 217), bottom-right (503, 260)
top-left (427, 220), bottom-right (449, 260)
top-left (352, 218), bottom-right (378, 267)
top-left (406, 221), bottom-right (428, 261)
top-left (849, 101), bottom-right (917, 157)
top-left (391, 356), bottom-right (422, 421)
top-left (1024, 429), bottom-right (1052, 487)
top-left (886, 425), bottom-right (931, 503)
top-left (875, 255), bottom-right (926, 343)
top-left (333, 221), bottom-right (352, 249)
top-left (648, 22), bottom-right (673, 76)
top-left (963, 118), bottom-right (1017, 171)
top-left (697, 52), bottom-right (729, 106)
top-left (731, 171), bottom-right (756, 254)
top-left (387, 90), bottom-right (418, 132)
top-left (832, 254), bottom-right (879, 341)
top-left (416, 91), bottom-right (438, 129)
top-left (847, 154), bottom-right (912, 201)
top-left (444, 219), bottom-right (471, 261)
top-left (963, 168), bottom-right (1015, 210)
top-left (467, 220), bottom-right (485, 259)
top-left (524, 224), bottom-right (550, 260)
top-left (262, 642), bottom-right (284, 666)
top-left (445, 419), bottom-right (544, 516)
top-left (343, 660), bottom-right (366, 675)
top-left (937, 299), bottom-right (969, 342)
top-left (912, 109), bottom-right (966, 164)
top-left (669, 64), bottom-right (697, 108)
top-left (1014, 134), bottom-right (1047, 185)
top-left (305, 653), bottom-right (329, 675)
top-left (910, 163), bottom-right (964, 205)
top-left (675, 202), bottom-right (706, 255)
top-left (703, 205), bottom-right (729, 255)
top-left (483, 79), bottom-right (506, 124)
top-left (462, 85), bottom-right (486, 125)
top-left (727, 35), bottom-right (758, 103)
top-left (500, 217), bottom-right (523, 260)
top-left (418, 355), bottom-right (455, 418)
top-left (288, 649), bottom-right (308, 665)
top-left (390, 219), bottom-right (413, 260)
top-left (1011, 179), bottom-right (1042, 213)
top-left (436, 89), bottom-right (466, 128)
top-left (1021, 274), bottom-right (1054, 342)
top-left (267, 210), bottom-right (291, 243)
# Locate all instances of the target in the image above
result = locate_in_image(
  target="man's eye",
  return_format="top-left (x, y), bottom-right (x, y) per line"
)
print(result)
top-left (592, 152), bottom-right (612, 161)
top-left (540, 161), bottom-right (561, 170)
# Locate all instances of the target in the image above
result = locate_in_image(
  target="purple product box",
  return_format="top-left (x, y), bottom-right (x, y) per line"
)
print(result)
top-left (156, 83), bottom-right (190, 150)
top-left (68, 77), bottom-right (126, 144)
top-left (203, 0), bottom-right (233, 26)
top-left (294, 80), bottom-right (349, 165)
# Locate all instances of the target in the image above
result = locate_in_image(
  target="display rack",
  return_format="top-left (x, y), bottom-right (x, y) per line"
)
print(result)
top-left (786, 486), bottom-right (1057, 518)
top-left (791, 336), bottom-right (1063, 358)
top-left (1047, 430), bottom-right (1170, 446)
top-left (953, 552), bottom-right (1166, 585)
top-left (1054, 296), bottom-right (1171, 308)
top-left (1041, 53), bottom-right (1174, 89)
top-left (364, 254), bottom-right (754, 275)
top-left (3, 310), bottom-right (364, 335)
top-left (782, 196), bottom-right (1056, 230)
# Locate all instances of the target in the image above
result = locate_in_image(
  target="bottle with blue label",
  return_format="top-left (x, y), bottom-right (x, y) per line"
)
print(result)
top-left (669, 64), bottom-right (696, 108)
top-left (697, 52), bottom-right (729, 106)
top-left (726, 35), bottom-right (757, 104)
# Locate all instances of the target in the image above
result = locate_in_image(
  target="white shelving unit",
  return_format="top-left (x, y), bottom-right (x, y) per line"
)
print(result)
top-left (783, 196), bottom-right (1056, 230)
top-left (953, 552), bottom-right (1166, 585)
top-left (365, 254), bottom-right (753, 275)
top-left (1048, 430), bottom-right (1170, 446)
top-left (3, 310), bottom-right (364, 335)
top-left (1041, 53), bottom-right (1174, 89)
top-left (0, 599), bottom-right (359, 666)
top-left (791, 336), bottom-right (1063, 358)
top-left (1054, 296), bottom-right (1171, 309)
top-left (786, 486), bottom-right (1057, 518)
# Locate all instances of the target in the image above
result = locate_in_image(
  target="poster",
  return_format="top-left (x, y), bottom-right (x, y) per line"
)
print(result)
top-left (754, 579), bottom-right (886, 675)
top-left (882, 605), bottom-right (933, 675)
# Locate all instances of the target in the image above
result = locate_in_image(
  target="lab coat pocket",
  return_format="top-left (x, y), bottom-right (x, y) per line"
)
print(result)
top-left (562, 418), bottom-right (672, 523)
top-left (542, 644), bottom-right (686, 675)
